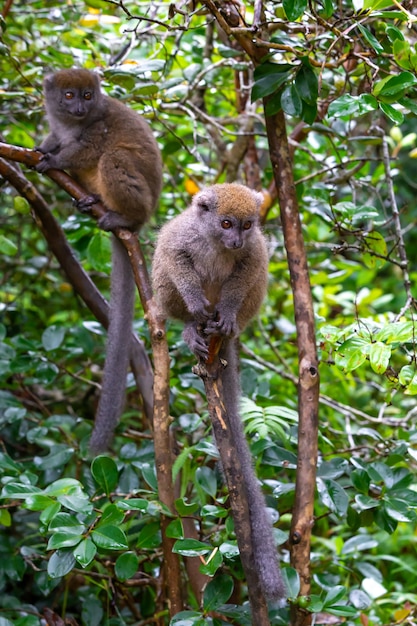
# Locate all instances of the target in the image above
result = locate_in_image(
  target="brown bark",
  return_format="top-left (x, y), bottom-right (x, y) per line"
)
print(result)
top-left (263, 109), bottom-right (319, 626)
top-left (0, 145), bottom-right (183, 617)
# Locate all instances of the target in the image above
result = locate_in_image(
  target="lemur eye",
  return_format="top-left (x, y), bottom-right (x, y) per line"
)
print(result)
top-left (64, 91), bottom-right (74, 100)
top-left (243, 221), bottom-right (252, 230)
top-left (221, 220), bottom-right (232, 229)
top-left (84, 91), bottom-right (92, 100)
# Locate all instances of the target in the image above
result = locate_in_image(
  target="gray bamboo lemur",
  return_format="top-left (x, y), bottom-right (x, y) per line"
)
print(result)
top-left (152, 183), bottom-right (286, 600)
top-left (36, 68), bottom-right (162, 453)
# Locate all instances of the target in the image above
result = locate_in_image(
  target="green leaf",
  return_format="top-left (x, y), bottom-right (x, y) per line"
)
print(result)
top-left (374, 71), bottom-right (417, 98)
top-left (357, 24), bottom-right (384, 53)
top-left (323, 585), bottom-right (347, 607)
top-left (363, 231), bottom-right (388, 269)
top-left (0, 235), bottom-right (18, 256)
top-left (42, 325), bottom-right (65, 351)
top-left (369, 341), bottom-right (391, 374)
top-left (295, 59), bottom-right (318, 106)
top-left (47, 532), bottom-right (83, 550)
top-left (199, 548), bottom-right (223, 576)
top-left (335, 336), bottom-right (369, 372)
top-left (170, 612), bottom-right (205, 625)
top-left (379, 102), bottom-right (404, 125)
top-left (0, 509), bottom-right (11, 527)
top-left (282, 567), bottom-right (299, 598)
top-left (87, 232), bottom-right (111, 273)
top-left (173, 539), bottom-right (212, 557)
top-left (47, 549), bottom-right (76, 578)
top-left (328, 93), bottom-right (377, 118)
top-left (1, 483), bottom-right (41, 499)
top-left (166, 518), bottom-right (184, 539)
top-left (137, 521), bottom-right (161, 549)
top-left (203, 574), bottom-right (234, 611)
top-left (252, 63), bottom-right (292, 101)
top-left (92, 525), bottom-right (129, 550)
top-left (317, 478), bottom-right (349, 515)
top-left (375, 321), bottom-right (414, 344)
top-left (174, 498), bottom-right (200, 516)
top-left (351, 469), bottom-right (371, 494)
top-left (195, 466), bottom-right (217, 498)
top-left (91, 455), bottom-right (119, 495)
top-left (117, 498), bottom-right (149, 512)
top-left (98, 504), bottom-right (124, 527)
top-left (282, 0), bottom-right (307, 21)
top-left (281, 83), bottom-right (303, 116)
top-left (73, 537), bottom-right (97, 568)
top-left (342, 534), bottom-right (378, 554)
top-left (115, 551), bottom-right (139, 581)
top-left (49, 513), bottom-right (85, 534)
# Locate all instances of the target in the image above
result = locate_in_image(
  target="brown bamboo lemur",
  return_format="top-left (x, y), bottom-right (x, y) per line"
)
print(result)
top-left (152, 183), bottom-right (286, 600)
top-left (36, 68), bottom-right (162, 453)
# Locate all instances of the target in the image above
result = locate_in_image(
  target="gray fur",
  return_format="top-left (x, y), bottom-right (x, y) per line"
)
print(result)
top-left (152, 183), bottom-right (286, 599)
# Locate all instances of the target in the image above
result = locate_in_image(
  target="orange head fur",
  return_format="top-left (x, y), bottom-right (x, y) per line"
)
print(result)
top-left (198, 183), bottom-right (263, 219)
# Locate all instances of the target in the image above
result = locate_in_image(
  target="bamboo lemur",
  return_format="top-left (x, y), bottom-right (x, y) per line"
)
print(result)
top-left (36, 69), bottom-right (162, 453)
top-left (152, 183), bottom-right (286, 600)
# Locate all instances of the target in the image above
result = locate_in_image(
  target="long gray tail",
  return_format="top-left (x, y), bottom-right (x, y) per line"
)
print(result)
top-left (90, 236), bottom-right (135, 453)
top-left (220, 339), bottom-right (286, 600)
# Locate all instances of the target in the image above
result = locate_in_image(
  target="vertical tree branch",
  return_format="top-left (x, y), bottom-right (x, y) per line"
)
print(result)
top-left (263, 108), bottom-right (319, 626)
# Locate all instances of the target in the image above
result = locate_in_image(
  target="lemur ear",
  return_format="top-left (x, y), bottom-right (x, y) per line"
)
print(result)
top-left (193, 187), bottom-right (217, 213)
top-left (252, 190), bottom-right (265, 210)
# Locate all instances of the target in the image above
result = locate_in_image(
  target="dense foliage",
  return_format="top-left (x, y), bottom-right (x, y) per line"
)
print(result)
top-left (1, 0), bottom-right (417, 624)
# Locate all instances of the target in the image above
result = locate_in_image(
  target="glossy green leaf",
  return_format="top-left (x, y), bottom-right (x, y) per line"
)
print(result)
top-left (173, 539), bottom-right (212, 557)
top-left (203, 574), bottom-right (234, 611)
top-left (295, 59), bottom-right (318, 106)
top-left (342, 534), bottom-right (378, 553)
top-left (317, 478), bottom-right (349, 515)
top-left (42, 325), bottom-right (65, 351)
top-left (73, 537), bottom-right (97, 568)
top-left (91, 525), bottom-right (129, 550)
top-left (379, 102), bottom-right (404, 125)
top-left (174, 498), bottom-right (200, 516)
top-left (282, 567), bottom-right (299, 598)
top-left (282, 0), bottom-right (307, 21)
top-left (199, 548), bottom-right (223, 576)
top-left (369, 341), bottom-right (391, 374)
top-left (335, 336), bottom-right (369, 372)
top-left (91, 455), bottom-right (119, 495)
top-left (281, 83), bottom-right (302, 116)
top-left (166, 518), bottom-right (184, 539)
top-left (195, 466), bottom-right (217, 498)
top-left (115, 551), bottom-right (139, 581)
top-left (98, 503), bottom-right (124, 527)
top-left (47, 532), bottom-right (83, 550)
top-left (357, 24), bottom-right (384, 53)
top-left (252, 63), bottom-right (293, 101)
top-left (47, 549), bottom-right (76, 578)
top-left (137, 521), bottom-right (161, 549)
